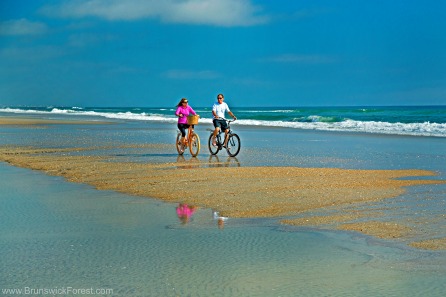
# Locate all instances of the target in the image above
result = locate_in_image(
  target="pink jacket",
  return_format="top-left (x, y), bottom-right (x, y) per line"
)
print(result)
top-left (175, 106), bottom-right (196, 124)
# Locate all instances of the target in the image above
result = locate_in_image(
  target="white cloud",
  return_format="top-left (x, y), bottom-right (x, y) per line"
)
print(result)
top-left (163, 69), bottom-right (220, 79)
top-left (0, 18), bottom-right (48, 36)
top-left (40, 0), bottom-right (269, 26)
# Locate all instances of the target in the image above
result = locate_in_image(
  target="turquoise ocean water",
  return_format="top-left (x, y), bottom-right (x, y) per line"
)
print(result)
top-left (1, 106), bottom-right (445, 296)
top-left (1, 105), bottom-right (446, 137)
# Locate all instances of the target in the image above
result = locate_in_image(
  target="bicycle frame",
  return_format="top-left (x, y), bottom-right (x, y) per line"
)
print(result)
top-left (184, 126), bottom-right (194, 144)
top-left (176, 125), bottom-right (200, 157)
top-left (211, 119), bottom-right (232, 142)
top-left (208, 118), bottom-right (240, 157)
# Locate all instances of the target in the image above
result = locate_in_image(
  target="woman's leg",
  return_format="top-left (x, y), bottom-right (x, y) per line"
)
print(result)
top-left (178, 124), bottom-right (187, 144)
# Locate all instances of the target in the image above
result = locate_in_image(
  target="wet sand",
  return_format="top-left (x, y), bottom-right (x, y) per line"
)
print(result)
top-left (1, 145), bottom-right (445, 250)
top-left (0, 116), bottom-right (110, 125)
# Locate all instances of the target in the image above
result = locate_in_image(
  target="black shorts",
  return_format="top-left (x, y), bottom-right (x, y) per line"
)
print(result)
top-left (177, 123), bottom-right (192, 137)
top-left (213, 119), bottom-right (228, 131)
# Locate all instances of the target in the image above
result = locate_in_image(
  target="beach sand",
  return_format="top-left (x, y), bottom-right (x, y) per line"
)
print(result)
top-left (1, 116), bottom-right (445, 250)
top-left (0, 116), bottom-right (110, 125)
top-left (1, 143), bottom-right (445, 250)
top-left (3, 113), bottom-right (446, 297)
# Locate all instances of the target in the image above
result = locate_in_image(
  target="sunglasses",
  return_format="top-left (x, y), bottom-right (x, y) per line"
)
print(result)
top-left (182, 101), bottom-right (188, 104)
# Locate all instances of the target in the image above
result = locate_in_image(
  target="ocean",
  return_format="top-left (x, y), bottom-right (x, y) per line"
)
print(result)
top-left (1, 106), bottom-right (446, 296)
top-left (1, 105), bottom-right (446, 137)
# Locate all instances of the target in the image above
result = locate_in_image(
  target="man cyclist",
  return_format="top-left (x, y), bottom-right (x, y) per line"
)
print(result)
top-left (211, 93), bottom-right (236, 146)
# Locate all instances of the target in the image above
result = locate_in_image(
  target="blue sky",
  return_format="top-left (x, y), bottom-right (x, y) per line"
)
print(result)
top-left (1, 0), bottom-right (445, 107)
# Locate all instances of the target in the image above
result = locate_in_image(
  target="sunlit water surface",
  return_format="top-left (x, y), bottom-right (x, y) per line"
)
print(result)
top-left (1, 163), bottom-right (445, 297)
top-left (1, 118), bottom-right (445, 296)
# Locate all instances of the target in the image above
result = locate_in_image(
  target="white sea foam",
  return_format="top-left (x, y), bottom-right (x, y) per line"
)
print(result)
top-left (242, 109), bottom-right (295, 113)
top-left (1, 107), bottom-right (445, 137)
top-left (0, 107), bottom-right (178, 123)
top-left (236, 119), bottom-right (446, 137)
top-left (1, 108), bottom-right (44, 114)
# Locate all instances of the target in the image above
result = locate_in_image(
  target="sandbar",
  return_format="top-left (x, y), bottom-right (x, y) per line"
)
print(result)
top-left (0, 145), bottom-right (445, 250)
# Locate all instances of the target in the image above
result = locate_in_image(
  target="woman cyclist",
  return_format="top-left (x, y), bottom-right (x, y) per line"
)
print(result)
top-left (175, 98), bottom-right (198, 145)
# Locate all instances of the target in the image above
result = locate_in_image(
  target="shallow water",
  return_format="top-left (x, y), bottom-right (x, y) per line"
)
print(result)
top-left (1, 118), bottom-right (445, 296)
top-left (1, 163), bottom-right (445, 296)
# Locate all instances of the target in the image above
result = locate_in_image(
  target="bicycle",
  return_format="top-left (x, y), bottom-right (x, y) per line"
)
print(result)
top-left (207, 118), bottom-right (241, 157)
top-left (176, 118), bottom-right (200, 157)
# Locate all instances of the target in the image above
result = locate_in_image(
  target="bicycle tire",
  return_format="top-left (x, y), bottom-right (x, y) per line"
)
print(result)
top-left (189, 132), bottom-right (200, 157)
top-left (176, 133), bottom-right (185, 155)
top-left (226, 133), bottom-right (241, 157)
top-left (208, 133), bottom-right (220, 155)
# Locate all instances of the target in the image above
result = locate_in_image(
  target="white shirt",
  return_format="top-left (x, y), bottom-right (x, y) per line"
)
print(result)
top-left (212, 102), bottom-right (230, 119)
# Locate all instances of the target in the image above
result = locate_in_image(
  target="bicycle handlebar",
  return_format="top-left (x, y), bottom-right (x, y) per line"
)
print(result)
top-left (215, 117), bottom-right (237, 123)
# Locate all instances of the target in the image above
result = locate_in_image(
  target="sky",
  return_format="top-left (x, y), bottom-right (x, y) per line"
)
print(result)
top-left (1, 0), bottom-right (445, 107)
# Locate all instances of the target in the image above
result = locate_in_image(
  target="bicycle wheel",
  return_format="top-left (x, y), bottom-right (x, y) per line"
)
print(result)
top-left (208, 133), bottom-right (220, 155)
top-left (226, 133), bottom-right (241, 157)
top-left (176, 133), bottom-right (184, 155)
top-left (189, 132), bottom-right (200, 157)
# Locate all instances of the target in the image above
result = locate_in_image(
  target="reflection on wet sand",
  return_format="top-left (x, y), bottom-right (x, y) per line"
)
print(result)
top-left (174, 204), bottom-right (228, 229)
top-left (176, 203), bottom-right (197, 224)
top-left (207, 155), bottom-right (240, 167)
top-left (175, 155), bottom-right (241, 169)
top-left (176, 155), bottom-right (201, 169)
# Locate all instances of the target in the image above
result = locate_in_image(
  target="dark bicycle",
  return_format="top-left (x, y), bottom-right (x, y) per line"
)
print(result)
top-left (207, 118), bottom-right (241, 157)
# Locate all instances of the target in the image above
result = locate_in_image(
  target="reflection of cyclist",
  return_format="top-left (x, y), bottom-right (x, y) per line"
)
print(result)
top-left (176, 203), bottom-right (196, 224)
top-left (175, 98), bottom-right (198, 145)
top-left (211, 94), bottom-right (236, 147)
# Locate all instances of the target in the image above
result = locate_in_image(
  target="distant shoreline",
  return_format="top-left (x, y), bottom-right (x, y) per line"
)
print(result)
top-left (0, 116), bottom-right (112, 125)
